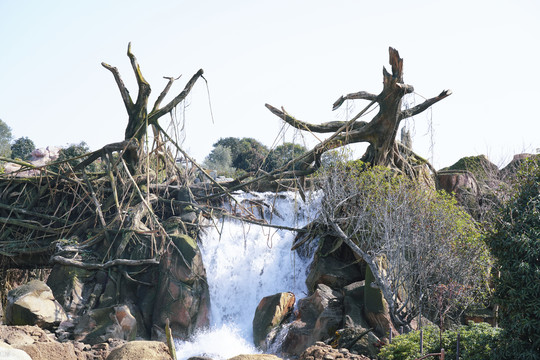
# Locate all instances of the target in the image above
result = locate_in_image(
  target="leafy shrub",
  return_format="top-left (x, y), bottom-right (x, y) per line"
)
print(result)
top-left (0, 118), bottom-right (13, 158)
top-left (50, 142), bottom-right (102, 173)
top-left (213, 137), bottom-right (269, 172)
top-left (203, 144), bottom-right (235, 176)
top-left (488, 156), bottom-right (540, 359)
top-left (263, 142), bottom-right (307, 172)
top-left (379, 323), bottom-right (501, 360)
top-left (10, 136), bottom-right (35, 160)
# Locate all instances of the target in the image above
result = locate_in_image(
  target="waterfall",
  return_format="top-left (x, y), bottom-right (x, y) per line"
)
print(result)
top-left (175, 191), bottom-right (320, 360)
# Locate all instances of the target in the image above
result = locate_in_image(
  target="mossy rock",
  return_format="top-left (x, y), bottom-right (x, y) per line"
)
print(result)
top-left (364, 266), bottom-right (385, 314)
top-left (46, 264), bottom-right (93, 312)
top-left (442, 155), bottom-right (499, 183)
top-left (169, 234), bottom-right (197, 264)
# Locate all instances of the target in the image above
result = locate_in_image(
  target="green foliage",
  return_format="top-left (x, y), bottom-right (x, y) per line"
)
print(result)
top-left (318, 160), bottom-right (492, 324)
top-left (203, 144), bottom-right (235, 176)
top-left (488, 157), bottom-right (540, 359)
top-left (0, 118), bottom-right (13, 158)
top-left (51, 141), bottom-right (101, 172)
top-left (263, 142), bottom-right (307, 172)
top-left (212, 137), bottom-right (269, 173)
top-left (10, 136), bottom-right (35, 160)
top-left (444, 155), bottom-right (499, 182)
top-left (379, 323), bottom-right (501, 360)
top-left (59, 141), bottom-right (90, 162)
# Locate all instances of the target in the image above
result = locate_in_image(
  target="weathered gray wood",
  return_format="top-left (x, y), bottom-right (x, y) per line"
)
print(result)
top-left (266, 47), bottom-right (451, 176)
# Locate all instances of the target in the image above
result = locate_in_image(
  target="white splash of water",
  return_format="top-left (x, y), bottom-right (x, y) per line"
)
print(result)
top-left (175, 191), bottom-right (320, 360)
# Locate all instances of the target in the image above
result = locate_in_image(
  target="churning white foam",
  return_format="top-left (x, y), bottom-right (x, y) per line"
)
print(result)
top-left (175, 191), bottom-right (320, 360)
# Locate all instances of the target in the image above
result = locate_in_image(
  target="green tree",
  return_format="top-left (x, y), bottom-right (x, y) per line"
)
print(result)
top-left (203, 144), bottom-right (234, 176)
top-left (263, 142), bottom-right (307, 172)
top-left (213, 137), bottom-right (269, 172)
top-left (10, 137), bottom-right (35, 160)
top-left (488, 156), bottom-right (540, 360)
top-left (52, 142), bottom-right (100, 172)
top-left (0, 119), bottom-right (13, 158)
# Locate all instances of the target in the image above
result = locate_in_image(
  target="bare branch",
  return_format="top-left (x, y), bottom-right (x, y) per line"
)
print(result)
top-left (126, 42), bottom-right (151, 107)
top-left (265, 104), bottom-right (368, 133)
top-left (51, 255), bottom-right (159, 270)
top-left (73, 139), bottom-right (139, 171)
top-left (399, 89), bottom-right (452, 120)
top-left (149, 69), bottom-right (204, 123)
top-left (101, 62), bottom-right (134, 113)
top-left (332, 91), bottom-right (378, 111)
top-left (152, 75), bottom-right (182, 113)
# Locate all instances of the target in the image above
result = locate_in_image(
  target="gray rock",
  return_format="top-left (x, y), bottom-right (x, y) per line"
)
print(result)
top-left (6, 280), bottom-right (67, 329)
top-left (106, 340), bottom-right (172, 360)
top-left (152, 233), bottom-right (210, 339)
top-left (0, 342), bottom-right (32, 360)
top-left (73, 304), bottom-right (137, 344)
top-left (342, 281), bottom-right (369, 329)
top-left (306, 237), bottom-right (363, 293)
top-left (252, 292), bottom-right (295, 350)
top-left (281, 284), bottom-right (343, 358)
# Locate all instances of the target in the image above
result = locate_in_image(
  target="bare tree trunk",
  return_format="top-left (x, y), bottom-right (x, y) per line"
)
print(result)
top-left (266, 47), bottom-right (451, 176)
top-left (102, 43), bottom-right (204, 170)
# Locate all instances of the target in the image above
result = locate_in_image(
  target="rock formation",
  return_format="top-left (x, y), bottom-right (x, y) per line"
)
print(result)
top-left (252, 292), bottom-right (295, 350)
top-left (5, 280), bottom-right (67, 329)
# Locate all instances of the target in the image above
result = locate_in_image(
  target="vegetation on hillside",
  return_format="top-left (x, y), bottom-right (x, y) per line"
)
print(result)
top-left (488, 157), bottom-right (540, 359)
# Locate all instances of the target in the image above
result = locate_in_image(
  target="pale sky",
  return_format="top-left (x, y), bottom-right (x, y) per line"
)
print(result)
top-left (1, 0), bottom-right (538, 169)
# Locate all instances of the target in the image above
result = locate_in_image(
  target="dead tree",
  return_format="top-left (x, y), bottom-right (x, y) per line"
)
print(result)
top-left (101, 42), bottom-right (204, 170)
top-left (265, 47), bottom-right (451, 177)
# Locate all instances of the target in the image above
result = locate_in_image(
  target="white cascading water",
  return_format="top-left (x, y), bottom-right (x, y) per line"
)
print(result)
top-left (175, 191), bottom-right (320, 360)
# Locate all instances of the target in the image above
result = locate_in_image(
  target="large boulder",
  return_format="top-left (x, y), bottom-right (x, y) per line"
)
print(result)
top-left (16, 341), bottom-right (79, 360)
top-left (152, 232), bottom-right (210, 339)
top-left (253, 292), bottom-right (295, 350)
top-left (299, 341), bottom-right (371, 360)
top-left (306, 237), bottom-right (363, 294)
top-left (73, 304), bottom-right (137, 345)
top-left (6, 280), bottom-right (67, 329)
top-left (281, 284), bottom-right (343, 357)
top-left (106, 340), bottom-right (172, 360)
top-left (334, 327), bottom-right (380, 359)
top-left (47, 264), bottom-right (96, 315)
top-left (437, 170), bottom-right (480, 213)
top-left (342, 281), bottom-right (369, 330)
top-left (501, 153), bottom-right (538, 179)
top-left (438, 154), bottom-right (503, 214)
top-left (442, 155), bottom-right (499, 182)
top-left (0, 342), bottom-right (32, 360)
top-left (228, 355), bottom-right (282, 360)
top-left (363, 267), bottom-right (395, 339)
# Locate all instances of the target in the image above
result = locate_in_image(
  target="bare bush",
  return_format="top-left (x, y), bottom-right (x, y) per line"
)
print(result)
top-left (316, 160), bottom-right (492, 328)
